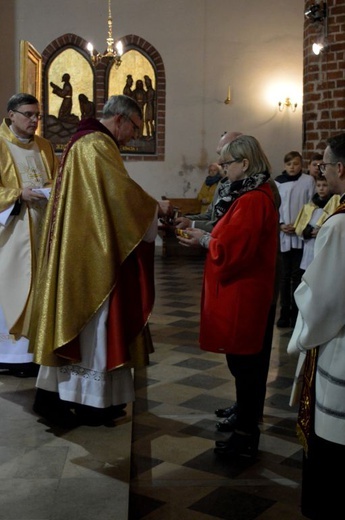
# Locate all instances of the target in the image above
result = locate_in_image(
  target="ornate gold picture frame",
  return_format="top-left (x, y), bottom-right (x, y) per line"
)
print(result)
top-left (20, 41), bottom-right (42, 133)
top-left (20, 40), bottom-right (42, 97)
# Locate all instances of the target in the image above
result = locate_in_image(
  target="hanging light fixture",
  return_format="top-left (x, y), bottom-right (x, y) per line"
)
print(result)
top-left (87, 0), bottom-right (123, 68)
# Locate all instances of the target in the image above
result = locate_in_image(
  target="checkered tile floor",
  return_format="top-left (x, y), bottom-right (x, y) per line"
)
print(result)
top-left (0, 252), bottom-right (304, 520)
top-left (129, 254), bottom-right (305, 520)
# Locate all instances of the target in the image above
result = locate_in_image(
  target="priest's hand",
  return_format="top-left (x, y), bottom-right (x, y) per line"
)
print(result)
top-left (158, 199), bottom-right (173, 218)
top-left (21, 187), bottom-right (46, 202)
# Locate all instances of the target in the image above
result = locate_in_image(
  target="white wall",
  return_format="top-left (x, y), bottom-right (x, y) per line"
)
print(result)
top-left (0, 0), bottom-right (304, 199)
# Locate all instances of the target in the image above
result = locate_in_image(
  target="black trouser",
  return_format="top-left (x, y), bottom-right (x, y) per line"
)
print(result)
top-left (279, 249), bottom-right (303, 321)
top-left (226, 351), bottom-right (261, 434)
top-left (225, 304), bottom-right (276, 430)
top-left (257, 303), bottom-right (276, 418)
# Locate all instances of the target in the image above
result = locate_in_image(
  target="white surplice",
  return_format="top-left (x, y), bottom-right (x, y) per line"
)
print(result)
top-left (36, 300), bottom-right (135, 407)
top-left (0, 144), bottom-right (50, 364)
top-left (36, 208), bottom-right (158, 407)
top-left (288, 212), bottom-right (345, 445)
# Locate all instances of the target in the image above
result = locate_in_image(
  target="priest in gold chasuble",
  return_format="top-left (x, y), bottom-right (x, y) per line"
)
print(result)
top-left (28, 95), bottom-right (165, 427)
top-left (0, 93), bottom-right (58, 377)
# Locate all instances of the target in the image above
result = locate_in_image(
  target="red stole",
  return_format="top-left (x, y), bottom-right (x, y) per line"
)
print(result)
top-left (107, 240), bottom-right (155, 370)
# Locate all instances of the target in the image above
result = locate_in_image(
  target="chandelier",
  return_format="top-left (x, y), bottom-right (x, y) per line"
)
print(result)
top-left (87, 0), bottom-right (123, 68)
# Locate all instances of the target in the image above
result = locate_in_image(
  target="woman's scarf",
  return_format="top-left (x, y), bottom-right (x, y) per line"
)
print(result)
top-left (214, 171), bottom-right (270, 219)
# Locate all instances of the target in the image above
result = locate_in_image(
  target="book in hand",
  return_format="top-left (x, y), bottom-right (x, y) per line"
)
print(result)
top-left (32, 188), bottom-right (51, 199)
top-left (0, 204), bottom-right (15, 226)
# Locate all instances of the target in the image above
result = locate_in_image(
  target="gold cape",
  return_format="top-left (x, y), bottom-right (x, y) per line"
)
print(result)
top-left (0, 118), bottom-right (58, 332)
top-left (28, 126), bottom-right (157, 367)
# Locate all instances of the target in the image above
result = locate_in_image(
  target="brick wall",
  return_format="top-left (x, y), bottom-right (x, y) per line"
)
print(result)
top-left (303, 0), bottom-right (345, 162)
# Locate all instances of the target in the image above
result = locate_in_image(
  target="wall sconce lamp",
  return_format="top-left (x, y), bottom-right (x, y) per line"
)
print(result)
top-left (278, 97), bottom-right (298, 112)
top-left (312, 41), bottom-right (326, 55)
top-left (224, 86), bottom-right (231, 105)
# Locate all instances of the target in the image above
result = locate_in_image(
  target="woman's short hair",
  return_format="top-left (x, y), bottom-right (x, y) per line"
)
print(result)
top-left (221, 135), bottom-right (272, 176)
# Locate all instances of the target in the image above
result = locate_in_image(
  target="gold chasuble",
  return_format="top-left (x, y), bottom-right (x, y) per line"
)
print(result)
top-left (0, 119), bottom-right (58, 339)
top-left (28, 119), bottom-right (157, 369)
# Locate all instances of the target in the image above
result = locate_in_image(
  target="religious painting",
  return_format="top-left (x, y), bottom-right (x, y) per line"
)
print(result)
top-left (108, 50), bottom-right (156, 155)
top-left (37, 32), bottom-right (164, 159)
top-left (45, 48), bottom-right (94, 153)
top-left (20, 41), bottom-right (42, 134)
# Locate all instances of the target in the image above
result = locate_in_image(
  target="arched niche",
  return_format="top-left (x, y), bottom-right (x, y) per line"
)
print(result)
top-left (41, 33), bottom-right (165, 160)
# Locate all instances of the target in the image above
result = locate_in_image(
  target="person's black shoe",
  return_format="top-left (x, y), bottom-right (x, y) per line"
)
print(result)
top-left (215, 438), bottom-right (230, 448)
top-left (276, 317), bottom-right (291, 328)
top-left (33, 389), bottom-right (79, 429)
top-left (74, 404), bottom-right (127, 427)
top-left (110, 404), bottom-right (127, 419)
top-left (10, 362), bottom-right (39, 378)
top-left (214, 429), bottom-right (260, 459)
top-left (216, 413), bottom-right (238, 432)
top-left (214, 402), bottom-right (238, 418)
top-left (33, 402), bottom-right (80, 429)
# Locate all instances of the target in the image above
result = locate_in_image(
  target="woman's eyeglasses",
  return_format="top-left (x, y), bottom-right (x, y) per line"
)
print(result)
top-left (219, 159), bottom-right (240, 171)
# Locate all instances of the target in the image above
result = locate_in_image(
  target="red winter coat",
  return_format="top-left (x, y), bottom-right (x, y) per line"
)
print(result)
top-left (200, 182), bottom-right (278, 355)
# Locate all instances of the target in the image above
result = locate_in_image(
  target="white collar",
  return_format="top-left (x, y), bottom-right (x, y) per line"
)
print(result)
top-left (9, 124), bottom-right (32, 144)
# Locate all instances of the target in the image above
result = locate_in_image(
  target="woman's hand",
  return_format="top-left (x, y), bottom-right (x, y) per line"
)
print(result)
top-left (176, 227), bottom-right (205, 248)
top-left (174, 216), bottom-right (192, 229)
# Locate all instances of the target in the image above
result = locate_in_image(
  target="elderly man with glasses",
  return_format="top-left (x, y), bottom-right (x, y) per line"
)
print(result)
top-left (24, 94), bottom-right (172, 428)
top-left (0, 93), bottom-right (58, 378)
top-left (175, 131), bottom-right (243, 233)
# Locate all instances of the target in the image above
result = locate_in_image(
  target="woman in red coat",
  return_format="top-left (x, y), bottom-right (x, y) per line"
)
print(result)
top-left (178, 135), bottom-right (278, 458)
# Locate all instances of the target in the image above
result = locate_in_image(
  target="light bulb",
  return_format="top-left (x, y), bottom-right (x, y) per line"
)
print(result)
top-left (115, 40), bottom-right (123, 56)
top-left (312, 42), bottom-right (323, 55)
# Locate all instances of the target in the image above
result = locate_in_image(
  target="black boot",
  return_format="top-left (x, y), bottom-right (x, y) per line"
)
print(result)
top-left (214, 428), bottom-right (260, 459)
top-left (216, 413), bottom-right (238, 432)
top-left (214, 402), bottom-right (238, 418)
